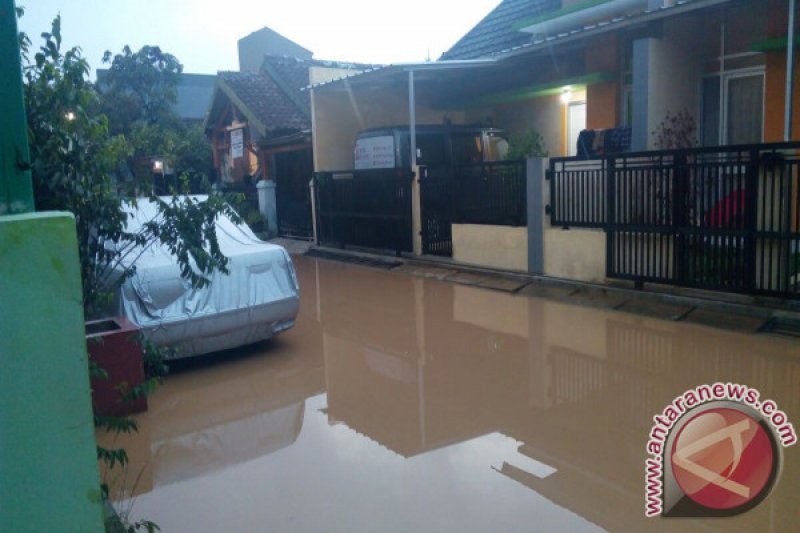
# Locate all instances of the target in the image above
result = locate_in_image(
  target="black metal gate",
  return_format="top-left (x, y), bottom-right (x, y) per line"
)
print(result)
top-left (420, 162), bottom-right (527, 257)
top-left (275, 149), bottom-right (314, 240)
top-left (314, 168), bottom-right (413, 254)
top-left (550, 143), bottom-right (800, 298)
top-left (419, 166), bottom-right (454, 256)
top-left (276, 185), bottom-right (313, 239)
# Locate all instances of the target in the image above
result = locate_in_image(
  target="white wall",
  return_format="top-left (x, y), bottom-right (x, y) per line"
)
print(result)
top-left (643, 17), bottom-right (704, 148)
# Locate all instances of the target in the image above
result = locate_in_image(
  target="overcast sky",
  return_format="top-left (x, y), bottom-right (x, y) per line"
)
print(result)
top-left (18, 0), bottom-right (500, 74)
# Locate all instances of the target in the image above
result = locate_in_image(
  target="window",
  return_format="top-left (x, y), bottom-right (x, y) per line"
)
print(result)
top-left (702, 70), bottom-right (764, 146)
top-left (567, 101), bottom-right (587, 157)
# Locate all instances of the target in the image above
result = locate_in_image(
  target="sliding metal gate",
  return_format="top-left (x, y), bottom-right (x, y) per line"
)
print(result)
top-left (550, 143), bottom-right (800, 297)
top-left (419, 161), bottom-right (527, 257)
top-left (314, 168), bottom-right (413, 255)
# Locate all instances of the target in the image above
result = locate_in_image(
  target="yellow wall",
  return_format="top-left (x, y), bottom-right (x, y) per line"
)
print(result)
top-left (451, 224), bottom-right (528, 272)
top-left (544, 227), bottom-right (606, 282)
top-left (764, 51), bottom-right (800, 142)
top-left (492, 94), bottom-right (565, 156)
top-left (311, 87), bottom-right (465, 171)
top-left (587, 83), bottom-right (618, 130)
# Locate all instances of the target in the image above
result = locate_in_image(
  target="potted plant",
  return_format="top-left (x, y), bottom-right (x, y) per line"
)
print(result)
top-left (86, 317), bottom-right (147, 417)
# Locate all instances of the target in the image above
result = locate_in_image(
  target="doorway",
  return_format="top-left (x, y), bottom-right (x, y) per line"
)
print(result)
top-left (567, 101), bottom-right (587, 157)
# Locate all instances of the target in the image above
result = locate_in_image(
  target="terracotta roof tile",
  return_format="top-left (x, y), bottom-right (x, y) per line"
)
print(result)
top-left (218, 69), bottom-right (310, 139)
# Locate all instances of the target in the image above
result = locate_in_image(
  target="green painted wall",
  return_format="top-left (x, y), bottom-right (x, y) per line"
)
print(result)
top-left (0, 212), bottom-right (104, 532)
top-left (0, 2), bottom-right (34, 214)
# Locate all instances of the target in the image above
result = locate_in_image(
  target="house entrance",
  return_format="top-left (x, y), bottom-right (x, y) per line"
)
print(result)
top-left (275, 148), bottom-right (314, 240)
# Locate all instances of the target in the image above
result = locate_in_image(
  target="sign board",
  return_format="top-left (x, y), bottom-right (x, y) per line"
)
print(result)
top-left (354, 135), bottom-right (395, 170)
top-left (230, 128), bottom-right (244, 160)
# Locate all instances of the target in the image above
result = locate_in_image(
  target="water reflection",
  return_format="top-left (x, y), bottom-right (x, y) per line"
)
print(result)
top-left (108, 256), bottom-right (800, 532)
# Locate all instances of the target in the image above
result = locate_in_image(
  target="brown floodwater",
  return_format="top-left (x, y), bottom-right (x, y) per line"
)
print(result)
top-left (100, 256), bottom-right (800, 532)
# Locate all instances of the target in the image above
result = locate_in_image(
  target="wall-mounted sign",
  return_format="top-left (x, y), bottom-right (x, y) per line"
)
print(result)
top-left (354, 135), bottom-right (395, 170)
top-left (230, 128), bottom-right (244, 160)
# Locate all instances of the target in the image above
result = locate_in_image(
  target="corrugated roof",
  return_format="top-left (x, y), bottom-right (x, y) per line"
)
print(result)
top-left (440, 0), bottom-right (560, 60)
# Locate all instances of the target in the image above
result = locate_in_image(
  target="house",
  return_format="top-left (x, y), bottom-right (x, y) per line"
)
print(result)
top-left (307, 0), bottom-right (800, 298)
top-left (238, 27), bottom-right (313, 72)
top-left (204, 54), bottom-right (374, 238)
top-left (312, 0), bottom-right (799, 160)
top-left (440, 0), bottom-right (798, 150)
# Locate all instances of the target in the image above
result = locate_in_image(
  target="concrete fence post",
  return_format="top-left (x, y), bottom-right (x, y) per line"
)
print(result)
top-left (412, 165), bottom-right (422, 256)
top-left (309, 177), bottom-right (319, 244)
top-left (256, 179), bottom-right (278, 238)
top-left (527, 157), bottom-right (548, 275)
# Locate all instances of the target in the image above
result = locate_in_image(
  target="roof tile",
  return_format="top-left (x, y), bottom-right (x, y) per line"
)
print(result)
top-left (440, 0), bottom-right (560, 60)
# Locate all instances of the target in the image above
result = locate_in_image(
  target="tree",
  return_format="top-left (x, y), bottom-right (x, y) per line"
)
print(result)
top-left (99, 45), bottom-right (183, 133)
top-left (23, 16), bottom-right (237, 316)
top-left (98, 45), bottom-right (215, 193)
top-left (22, 14), bottom-right (238, 531)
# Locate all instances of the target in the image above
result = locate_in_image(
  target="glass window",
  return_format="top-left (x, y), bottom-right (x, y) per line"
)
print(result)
top-left (726, 74), bottom-right (764, 145)
top-left (701, 71), bottom-right (763, 146)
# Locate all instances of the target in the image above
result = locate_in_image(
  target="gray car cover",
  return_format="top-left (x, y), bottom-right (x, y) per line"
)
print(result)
top-left (114, 197), bottom-right (300, 358)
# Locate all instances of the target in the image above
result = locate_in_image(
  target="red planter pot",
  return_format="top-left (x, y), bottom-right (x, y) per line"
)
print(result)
top-left (86, 317), bottom-right (148, 417)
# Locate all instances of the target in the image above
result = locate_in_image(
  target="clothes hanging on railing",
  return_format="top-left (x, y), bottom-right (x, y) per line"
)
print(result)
top-left (576, 127), bottom-right (632, 158)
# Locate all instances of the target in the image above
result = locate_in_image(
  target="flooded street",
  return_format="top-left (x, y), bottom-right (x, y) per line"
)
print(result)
top-left (103, 256), bottom-right (800, 532)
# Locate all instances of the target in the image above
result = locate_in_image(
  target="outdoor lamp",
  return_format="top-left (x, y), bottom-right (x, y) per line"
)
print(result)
top-left (153, 160), bottom-right (164, 173)
top-left (560, 88), bottom-right (572, 104)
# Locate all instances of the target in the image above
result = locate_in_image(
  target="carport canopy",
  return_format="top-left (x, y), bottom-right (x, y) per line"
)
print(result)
top-left (305, 55), bottom-right (585, 168)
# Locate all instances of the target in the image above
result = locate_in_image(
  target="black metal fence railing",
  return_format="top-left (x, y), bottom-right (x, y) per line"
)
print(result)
top-left (549, 158), bottom-right (608, 228)
top-left (549, 143), bottom-right (800, 298)
top-left (314, 168), bottom-right (413, 255)
top-left (420, 161), bottom-right (527, 257)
